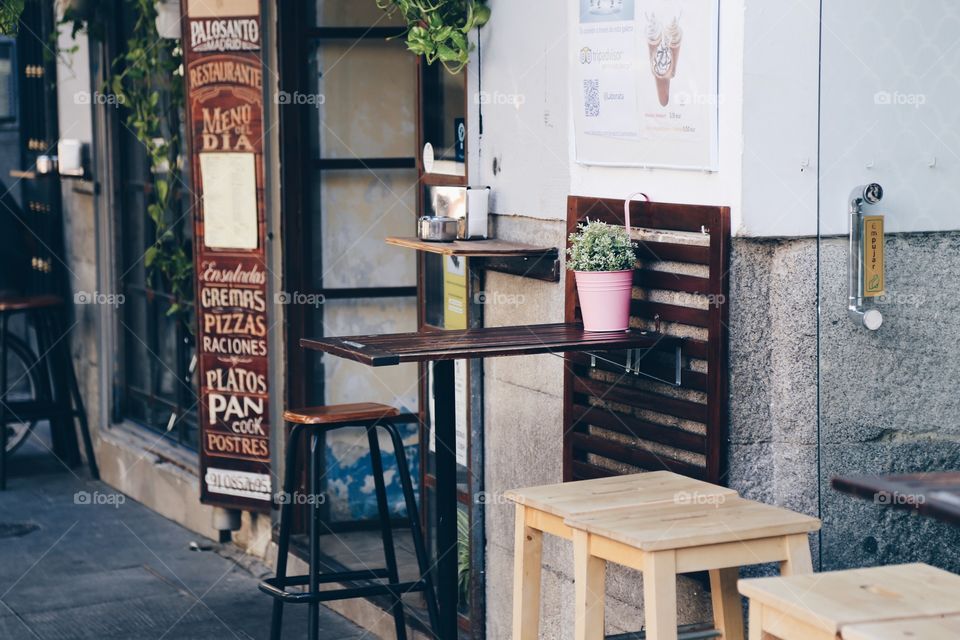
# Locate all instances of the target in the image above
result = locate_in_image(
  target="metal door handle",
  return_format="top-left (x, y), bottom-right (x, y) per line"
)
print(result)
top-left (847, 183), bottom-right (884, 330)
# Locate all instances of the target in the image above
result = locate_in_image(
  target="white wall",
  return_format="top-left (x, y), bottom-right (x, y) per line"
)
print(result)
top-left (818, 0), bottom-right (960, 236)
top-left (477, 0), bottom-right (960, 238)
top-left (740, 0), bottom-right (819, 237)
top-left (475, 0), bottom-right (745, 231)
top-left (472, 0), bottom-right (572, 220)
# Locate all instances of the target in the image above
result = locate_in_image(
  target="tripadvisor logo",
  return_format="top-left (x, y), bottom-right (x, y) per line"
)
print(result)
top-left (579, 47), bottom-right (623, 64)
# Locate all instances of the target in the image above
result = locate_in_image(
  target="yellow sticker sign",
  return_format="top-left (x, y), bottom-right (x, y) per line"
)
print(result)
top-left (863, 215), bottom-right (885, 297)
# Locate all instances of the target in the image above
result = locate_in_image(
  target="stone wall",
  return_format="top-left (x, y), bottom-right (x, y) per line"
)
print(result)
top-left (61, 182), bottom-right (103, 442)
top-left (482, 214), bottom-right (960, 638)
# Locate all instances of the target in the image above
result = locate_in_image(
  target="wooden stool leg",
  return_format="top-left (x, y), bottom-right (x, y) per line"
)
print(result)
top-left (573, 529), bottom-right (604, 640)
top-left (779, 534), bottom-right (813, 576)
top-left (511, 504), bottom-right (543, 640)
top-left (642, 550), bottom-right (677, 640)
top-left (709, 567), bottom-right (745, 640)
top-left (747, 602), bottom-right (767, 640)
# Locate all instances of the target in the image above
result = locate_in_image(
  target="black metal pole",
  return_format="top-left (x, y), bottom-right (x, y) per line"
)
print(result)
top-left (270, 423), bottom-right (302, 640)
top-left (432, 358), bottom-right (458, 639)
top-left (308, 432), bottom-right (321, 640)
top-left (1, 312), bottom-right (8, 490)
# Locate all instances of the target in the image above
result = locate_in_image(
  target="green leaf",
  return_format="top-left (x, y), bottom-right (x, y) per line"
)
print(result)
top-left (436, 44), bottom-right (459, 61)
top-left (155, 179), bottom-right (168, 203)
top-left (144, 245), bottom-right (158, 267)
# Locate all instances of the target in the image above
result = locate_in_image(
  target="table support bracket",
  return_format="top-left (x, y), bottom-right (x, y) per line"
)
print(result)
top-left (585, 342), bottom-right (684, 387)
top-left (474, 249), bottom-right (561, 282)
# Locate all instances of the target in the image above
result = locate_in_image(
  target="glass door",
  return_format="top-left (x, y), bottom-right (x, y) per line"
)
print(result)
top-left (279, 1), bottom-right (419, 525)
top-left (817, 0), bottom-right (960, 572)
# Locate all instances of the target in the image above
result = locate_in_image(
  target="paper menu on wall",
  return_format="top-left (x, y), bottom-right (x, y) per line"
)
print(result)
top-left (454, 359), bottom-right (468, 468)
top-left (200, 152), bottom-right (259, 250)
top-left (572, 0), bottom-right (720, 170)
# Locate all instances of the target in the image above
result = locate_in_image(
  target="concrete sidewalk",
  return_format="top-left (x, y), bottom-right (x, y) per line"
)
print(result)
top-left (0, 432), bottom-right (367, 640)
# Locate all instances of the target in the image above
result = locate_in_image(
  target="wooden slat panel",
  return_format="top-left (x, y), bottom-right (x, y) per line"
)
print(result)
top-left (573, 197), bottom-right (721, 234)
top-left (631, 300), bottom-right (711, 328)
top-left (634, 269), bottom-right (710, 294)
top-left (570, 432), bottom-right (707, 480)
top-left (683, 339), bottom-right (708, 361)
top-left (635, 242), bottom-right (711, 265)
top-left (571, 403), bottom-right (706, 453)
top-left (563, 194), bottom-right (730, 485)
top-left (570, 460), bottom-right (615, 480)
top-left (572, 377), bottom-right (708, 424)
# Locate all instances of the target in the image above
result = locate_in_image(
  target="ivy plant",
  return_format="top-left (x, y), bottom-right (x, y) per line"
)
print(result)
top-left (376, 0), bottom-right (490, 74)
top-left (109, 0), bottom-right (193, 318)
top-left (0, 0), bottom-right (25, 35)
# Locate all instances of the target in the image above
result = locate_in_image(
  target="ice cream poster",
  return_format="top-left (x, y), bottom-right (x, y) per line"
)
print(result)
top-left (572, 0), bottom-right (719, 170)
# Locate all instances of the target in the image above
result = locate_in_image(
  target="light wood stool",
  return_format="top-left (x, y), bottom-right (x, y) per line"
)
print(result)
top-left (566, 496), bottom-right (820, 640)
top-left (738, 563), bottom-right (960, 640)
top-left (843, 614), bottom-right (960, 640)
top-left (504, 471), bottom-right (738, 639)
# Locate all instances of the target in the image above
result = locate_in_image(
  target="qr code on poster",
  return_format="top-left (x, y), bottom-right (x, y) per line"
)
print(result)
top-left (583, 79), bottom-right (600, 117)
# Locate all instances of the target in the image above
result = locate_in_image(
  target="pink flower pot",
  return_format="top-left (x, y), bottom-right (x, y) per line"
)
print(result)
top-left (574, 269), bottom-right (634, 332)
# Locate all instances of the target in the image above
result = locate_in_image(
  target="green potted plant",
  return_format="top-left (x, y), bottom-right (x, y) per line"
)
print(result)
top-left (567, 220), bottom-right (636, 332)
top-left (376, 0), bottom-right (490, 74)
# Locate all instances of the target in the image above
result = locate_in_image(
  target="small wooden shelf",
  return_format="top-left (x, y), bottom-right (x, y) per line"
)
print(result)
top-left (386, 236), bottom-right (551, 257)
top-left (386, 236), bottom-right (561, 281)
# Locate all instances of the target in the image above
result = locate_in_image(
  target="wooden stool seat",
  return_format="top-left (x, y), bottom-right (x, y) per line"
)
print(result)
top-left (505, 470), bottom-right (738, 520)
top-left (738, 563), bottom-right (960, 640)
top-left (282, 402), bottom-right (399, 425)
top-left (566, 496), bottom-right (820, 551)
top-left (565, 496), bottom-right (819, 640)
top-left (844, 614), bottom-right (960, 640)
top-left (0, 294), bottom-right (63, 313)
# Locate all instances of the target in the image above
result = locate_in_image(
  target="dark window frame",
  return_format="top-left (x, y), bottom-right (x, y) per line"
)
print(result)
top-left (0, 36), bottom-right (18, 126)
top-left (103, 2), bottom-right (198, 449)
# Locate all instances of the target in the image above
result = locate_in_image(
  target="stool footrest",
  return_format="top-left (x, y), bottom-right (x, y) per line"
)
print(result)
top-left (267, 568), bottom-right (391, 586)
top-left (259, 574), bottom-right (429, 604)
top-left (606, 623), bottom-right (720, 640)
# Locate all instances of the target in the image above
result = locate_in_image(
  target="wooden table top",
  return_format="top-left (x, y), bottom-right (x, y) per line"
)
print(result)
top-left (738, 563), bottom-right (960, 635)
top-left (832, 472), bottom-right (960, 527)
top-left (504, 470), bottom-right (736, 519)
top-left (300, 322), bottom-right (682, 367)
top-left (843, 614), bottom-right (960, 640)
top-left (564, 496), bottom-right (820, 551)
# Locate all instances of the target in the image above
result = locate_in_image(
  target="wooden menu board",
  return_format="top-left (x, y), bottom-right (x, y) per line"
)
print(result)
top-left (182, 0), bottom-right (271, 512)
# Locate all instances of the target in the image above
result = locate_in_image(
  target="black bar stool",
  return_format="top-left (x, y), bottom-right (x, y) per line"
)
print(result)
top-left (0, 294), bottom-right (98, 490)
top-left (260, 402), bottom-right (440, 640)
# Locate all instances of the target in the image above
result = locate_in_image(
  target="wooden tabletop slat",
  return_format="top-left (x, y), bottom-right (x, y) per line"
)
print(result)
top-left (300, 323), bottom-right (682, 367)
top-left (503, 470), bottom-right (736, 518)
top-left (565, 496), bottom-right (820, 551)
